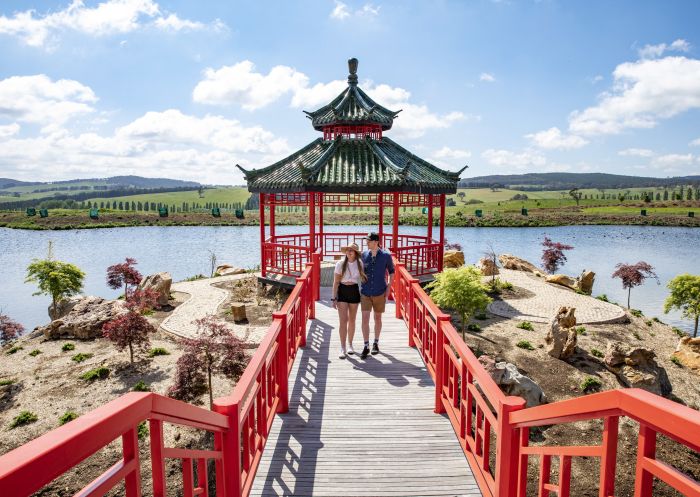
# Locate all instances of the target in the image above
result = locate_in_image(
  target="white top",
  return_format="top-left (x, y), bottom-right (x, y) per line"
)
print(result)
top-left (335, 259), bottom-right (361, 284)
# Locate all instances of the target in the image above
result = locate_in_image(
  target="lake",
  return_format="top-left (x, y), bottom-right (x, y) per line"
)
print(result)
top-left (1, 225), bottom-right (698, 334)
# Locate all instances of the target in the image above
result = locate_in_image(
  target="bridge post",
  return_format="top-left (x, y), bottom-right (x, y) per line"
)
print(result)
top-left (495, 396), bottom-right (526, 497)
top-left (434, 315), bottom-right (450, 414)
top-left (273, 312), bottom-right (289, 414)
top-left (394, 262), bottom-right (404, 319)
top-left (213, 398), bottom-right (242, 497)
top-left (599, 416), bottom-right (619, 497)
top-left (407, 278), bottom-right (418, 347)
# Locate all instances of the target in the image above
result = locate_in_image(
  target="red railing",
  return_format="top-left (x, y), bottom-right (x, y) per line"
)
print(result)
top-left (392, 259), bottom-right (700, 497)
top-left (0, 255), bottom-right (320, 497)
top-left (262, 241), bottom-right (311, 277)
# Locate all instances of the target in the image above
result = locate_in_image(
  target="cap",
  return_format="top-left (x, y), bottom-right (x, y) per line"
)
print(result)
top-left (365, 232), bottom-right (380, 241)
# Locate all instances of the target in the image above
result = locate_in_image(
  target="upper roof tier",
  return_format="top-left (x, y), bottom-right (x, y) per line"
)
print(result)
top-left (304, 58), bottom-right (400, 131)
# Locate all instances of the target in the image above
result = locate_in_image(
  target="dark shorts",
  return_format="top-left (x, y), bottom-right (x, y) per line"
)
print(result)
top-left (337, 283), bottom-right (361, 304)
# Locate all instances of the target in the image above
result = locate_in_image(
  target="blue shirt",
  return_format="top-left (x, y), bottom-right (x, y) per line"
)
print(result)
top-left (360, 248), bottom-right (395, 297)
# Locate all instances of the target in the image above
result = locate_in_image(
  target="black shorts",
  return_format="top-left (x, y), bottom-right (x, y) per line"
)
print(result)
top-left (337, 283), bottom-right (361, 304)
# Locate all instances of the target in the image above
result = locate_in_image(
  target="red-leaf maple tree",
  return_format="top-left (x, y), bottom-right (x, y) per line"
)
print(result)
top-left (106, 258), bottom-right (142, 299)
top-left (0, 313), bottom-right (24, 344)
top-left (612, 261), bottom-right (659, 309)
top-left (102, 311), bottom-right (154, 363)
top-left (541, 237), bottom-right (574, 274)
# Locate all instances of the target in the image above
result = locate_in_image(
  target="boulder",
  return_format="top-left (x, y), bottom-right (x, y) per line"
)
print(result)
top-left (575, 270), bottom-right (595, 295)
top-left (545, 274), bottom-right (577, 290)
top-left (672, 336), bottom-right (700, 374)
top-left (478, 257), bottom-right (499, 276)
top-left (498, 254), bottom-right (543, 276)
top-left (478, 355), bottom-right (546, 407)
top-left (38, 296), bottom-right (128, 339)
top-left (216, 264), bottom-right (246, 276)
top-left (138, 272), bottom-right (172, 306)
top-left (604, 342), bottom-right (672, 396)
top-left (545, 306), bottom-right (577, 359)
top-left (443, 250), bottom-right (465, 268)
top-left (48, 295), bottom-right (83, 321)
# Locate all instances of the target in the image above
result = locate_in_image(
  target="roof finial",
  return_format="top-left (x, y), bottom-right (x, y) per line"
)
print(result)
top-left (348, 58), bottom-right (358, 85)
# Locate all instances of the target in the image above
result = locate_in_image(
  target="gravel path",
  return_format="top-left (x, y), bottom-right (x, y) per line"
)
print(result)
top-left (488, 269), bottom-right (627, 324)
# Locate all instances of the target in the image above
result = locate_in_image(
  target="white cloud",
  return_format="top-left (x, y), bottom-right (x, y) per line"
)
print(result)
top-left (0, 0), bottom-right (220, 49)
top-left (330, 1), bottom-right (351, 19)
top-left (433, 147), bottom-right (471, 160)
top-left (330, 1), bottom-right (379, 20)
top-left (526, 127), bottom-right (588, 150)
top-left (358, 4), bottom-right (380, 17)
top-left (652, 153), bottom-right (695, 167)
top-left (0, 74), bottom-right (97, 126)
top-left (290, 79), bottom-right (347, 108)
top-left (618, 148), bottom-right (654, 157)
top-left (569, 56), bottom-right (700, 136)
top-left (481, 149), bottom-right (547, 170)
top-left (689, 137), bottom-right (700, 147)
top-left (479, 72), bottom-right (496, 83)
top-left (638, 38), bottom-right (690, 60)
top-left (0, 123), bottom-right (21, 138)
top-left (591, 75), bottom-right (604, 84)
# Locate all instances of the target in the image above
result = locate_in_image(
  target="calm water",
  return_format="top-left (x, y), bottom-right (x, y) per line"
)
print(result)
top-left (1, 225), bottom-right (698, 334)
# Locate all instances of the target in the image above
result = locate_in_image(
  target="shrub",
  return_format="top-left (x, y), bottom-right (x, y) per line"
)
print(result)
top-left (62, 343), bottom-right (75, 352)
top-left (137, 421), bottom-right (149, 440)
top-left (59, 411), bottom-right (78, 425)
top-left (591, 348), bottom-right (604, 358)
top-left (132, 380), bottom-right (150, 392)
top-left (0, 379), bottom-right (15, 386)
top-left (630, 309), bottom-right (643, 317)
top-left (28, 349), bottom-right (41, 356)
top-left (10, 411), bottom-right (38, 428)
top-left (102, 311), bottom-right (154, 363)
top-left (516, 340), bottom-right (535, 350)
top-left (0, 313), bottom-right (24, 344)
top-left (80, 367), bottom-right (110, 381)
top-left (467, 323), bottom-right (481, 332)
top-left (474, 312), bottom-right (488, 320)
top-left (576, 326), bottom-right (587, 335)
top-left (517, 321), bottom-right (534, 331)
top-left (633, 332), bottom-right (642, 340)
top-left (581, 377), bottom-right (602, 393)
top-left (596, 294), bottom-right (609, 302)
top-left (185, 274), bottom-right (206, 281)
top-left (652, 317), bottom-right (663, 324)
top-left (670, 356), bottom-right (683, 367)
top-left (645, 320), bottom-right (653, 327)
top-left (106, 257), bottom-right (142, 300)
top-left (149, 347), bottom-right (170, 357)
top-left (672, 327), bottom-right (686, 337)
top-left (6, 346), bottom-right (23, 354)
top-left (664, 274), bottom-right (700, 337)
top-left (72, 352), bottom-right (93, 363)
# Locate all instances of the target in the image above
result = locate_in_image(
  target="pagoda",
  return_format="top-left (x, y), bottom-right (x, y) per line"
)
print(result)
top-left (237, 58), bottom-right (467, 285)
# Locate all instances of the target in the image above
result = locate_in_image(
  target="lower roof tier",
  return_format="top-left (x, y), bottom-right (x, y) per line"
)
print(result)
top-left (237, 136), bottom-right (466, 194)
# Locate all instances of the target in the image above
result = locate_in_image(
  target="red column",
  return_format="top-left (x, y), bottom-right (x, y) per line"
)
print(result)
top-left (269, 194), bottom-right (275, 239)
top-left (427, 194), bottom-right (434, 241)
top-left (392, 192), bottom-right (399, 253)
top-left (309, 192), bottom-right (316, 253)
top-left (259, 194), bottom-right (266, 277)
top-left (318, 193), bottom-right (324, 257)
top-left (438, 194), bottom-right (446, 271)
top-left (378, 194), bottom-right (384, 246)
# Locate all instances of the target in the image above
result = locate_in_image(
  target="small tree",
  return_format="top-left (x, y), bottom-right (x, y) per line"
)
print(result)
top-left (126, 287), bottom-right (161, 313)
top-left (168, 316), bottom-right (247, 409)
top-left (26, 259), bottom-right (85, 318)
top-left (664, 274), bottom-right (700, 337)
top-left (426, 266), bottom-right (492, 339)
top-left (569, 188), bottom-right (583, 206)
top-left (208, 250), bottom-right (218, 278)
top-left (612, 261), bottom-right (659, 309)
top-left (0, 313), bottom-right (24, 344)
top-left (107, 258), bottom-right (142, 300)
top-left (541, 237), bottom-right (573, 274)
top-left (483, 242), bottom-right (498, 285)
top-left (102, 311), bottom-right (154, 363)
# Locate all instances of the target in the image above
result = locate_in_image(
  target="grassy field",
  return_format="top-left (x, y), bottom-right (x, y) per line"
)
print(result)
top-left (82, 187), bottom-right (251, 209)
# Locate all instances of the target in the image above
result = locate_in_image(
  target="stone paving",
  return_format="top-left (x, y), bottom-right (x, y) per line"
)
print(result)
top-left (488, 268), bottom-right (627, 324)
top-left (160, 273), bottom-right (268, 342)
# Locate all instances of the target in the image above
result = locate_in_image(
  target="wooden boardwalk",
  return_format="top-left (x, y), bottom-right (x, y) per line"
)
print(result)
top-left (250, 288), bottom-right (481, 497)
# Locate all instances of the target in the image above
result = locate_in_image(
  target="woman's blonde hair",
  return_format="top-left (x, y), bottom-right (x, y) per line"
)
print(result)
top-left (341, 250), bottom-right (367, 283)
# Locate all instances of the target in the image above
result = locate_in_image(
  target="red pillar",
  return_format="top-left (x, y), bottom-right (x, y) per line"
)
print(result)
top-left (269, 194), bottom-right (276, 239)
top-left (438, 194), bottom-right (445, 271)
top-left (427, 194), bottom-right (434, 241)
top-left (259, 194), bottom-right (266, 277)
top-left (392, 193), bottom-right (399, 253)
top-left (309, 192), bottom-right (316, 253)
top-left (378, 194), bottom-right (384, 246)
top-left (318, 193), bottom-right (324, 257)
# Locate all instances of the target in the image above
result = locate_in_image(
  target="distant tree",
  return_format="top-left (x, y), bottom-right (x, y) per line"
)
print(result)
top-left (457, 192), bottom-right (466, 202)
top-left (198, 186), bottom-right (205, 198)
top-left (663, 190), bottom-right (669, 201)
top-left (612, 261), bottom-right (659, 309)
top-left (569, 188), bottom-right (583, 206)
top-left (446, 198), bottom-right (457, 207)
top-left (107, 258), bottom-right (143, 300)
top-left (26, 258), bottom-right (85, 318)
top-left (664, 275), bottom-right (700, 337)
top-left (687, 187), bottom-right (693, 201)
top-left (679, 185), bottom-right (685, 200)
top-left (541, 237), bottom-right (573, 274)
top-left (102, 311), bottom-right (154, 363)
top-left (426, 266), bottom-right (491, 338)
top-left (655, 193), bottom-right (661, 201)
top-left (168, 316), bottom-right (248, 408)
top-left (0, 313), bottom-right (24, 344)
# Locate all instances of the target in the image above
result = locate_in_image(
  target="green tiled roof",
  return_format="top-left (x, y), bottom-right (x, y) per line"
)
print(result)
top-left (237, 136), bottom-right (466, 194)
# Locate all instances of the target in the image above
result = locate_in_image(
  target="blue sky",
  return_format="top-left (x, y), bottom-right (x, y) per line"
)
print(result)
top-left (0, 0), bottom-right (699, 184)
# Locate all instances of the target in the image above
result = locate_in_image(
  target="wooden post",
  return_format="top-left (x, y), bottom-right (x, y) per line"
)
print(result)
top-left (599, 416), bottom-right (619, 497)
top-left (495, 396), bottom-right (527, 497)
top-left (438, 194), bottom-right (446, 271)
top-left (122, 427), bottom-right (142, 497)
top-left (408, 279), bottom-right (418, 347)
top-left (149, 420), bottom-right (166, 497)
top-left (378, 194), bottom-right (384, 246)
top-left (394, 262), bottom-right (404, 319)
top-left (259, 194), bottom-right (266, 277)
top-left (634, 425), bottom-right (656, 497)
top-left (434, 315), bottom-right (451, 413)
top-left (273, 312), bottom-right (289, 413)
top-left (392, 193), bottom-right (399, 253)
top-left (212, 399), bottom-right (242, 497)
top-left (269, 194), bottom-right (275, 239)
top-left (318, 193), bottom-right (324, 257)
top-left (427, 194), bottom-right (434, 241)
top-left (309, 193), bottom-right (316, 253)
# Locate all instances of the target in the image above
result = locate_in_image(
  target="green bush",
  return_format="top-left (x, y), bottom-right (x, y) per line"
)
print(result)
top-left (148, 347), bottom-right (170, 357)
top-left (596, 294), bottom-right (609, 302)
top-left (466, 323), bottom-right (481, 332)
top-left (137, 421), bottom-right (149, 440)
top-left (132, 380), bottom-right (150, 392)
top-left (672, 327), bottom-right (686, 337)
top-left (10, 411), bottom-right (38, 428)
top-left (575, 326), bottom-right (587, 335)
top-left (6, 346), bottom-right (23, 355)
top-left (0, 378), bottom-right (15, 386)
top-left (516, 340), bottom-right (535, 351)
top-left (80, 367), bottom-right (110, 381)
top-left (630, 309), bottom-right (643, 318)
top-left (633, 331), bottom-right (642, 340)
top-left (72, 352), bottom-right (93, 363)
top-left (670, 356), bottom-right (683, 367)
top-left (59, 411), bottom-right (78, 425)
top-left (474, 312), bottom-right (488, 320)
top-left (581, 377), bottom-right (602, 393)
top-left (28, 349), bottom-right (42, 357)
top-left (591, 348), bottom-right (604, 358)
top-left (185, 274), bottom-right (206, 281)
top-left (62, 343), bottom-right (75, 352)
top-left (644, 320), bottom-right (653, 327)
top-left (652, 317), bottom-right (663, 324)
top-left (517, 321), bottom-right (534, 331)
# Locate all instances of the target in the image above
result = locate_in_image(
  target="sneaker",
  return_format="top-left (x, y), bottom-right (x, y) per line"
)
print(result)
top-left (339, 348), bottom-right (347, 359)
top-left (371, 342), bottom-right (380, 355)
top-left (347, 344), bottom-right (355, 355)
top-left (361, 345), bottom-right (370, 359)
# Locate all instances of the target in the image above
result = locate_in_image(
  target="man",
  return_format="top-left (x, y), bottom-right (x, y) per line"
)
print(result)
top-left (359, 232), bottom-right (395, 359)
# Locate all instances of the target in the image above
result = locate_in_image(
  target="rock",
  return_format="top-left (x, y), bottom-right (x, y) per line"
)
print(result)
top-left (498, 254), bottom-right (543, 276)
top-left (604, 342), bottom-right (672, 396)
top-left (545, 306), bottom-right (577, 359)
top-left (478, 355), bottom-right (546, 407)
top-left (478, 257), bottom-right (499, 276)
top-left (545, 274), bottom-right (577, 289)
top-left (443, 250), bottom-right (465, 268)
top-left (216, 264), bottom-right (246, 276)
top-left (48, 295), bottom-right (83, 321)
top-left (575, 270), bottom-right (595, 295)
top-left (138, 272), bottom-right (172, 306)
top-left (231, 303), bottom-right (248, 323)
top-left (38, 296), bottom-right (128, 339)
top-left (672, 336), bottom-right (700, 374)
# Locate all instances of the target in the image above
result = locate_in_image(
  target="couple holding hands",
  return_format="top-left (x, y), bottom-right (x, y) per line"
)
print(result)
top-left (331, 232), bottom-right (395, 360)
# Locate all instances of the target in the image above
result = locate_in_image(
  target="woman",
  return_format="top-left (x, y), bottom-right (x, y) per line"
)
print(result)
top-left (331, 243), bottom-right (367, 359)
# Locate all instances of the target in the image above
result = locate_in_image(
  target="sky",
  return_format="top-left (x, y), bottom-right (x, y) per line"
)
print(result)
top-left (0, 0), bottom-right (699, 185)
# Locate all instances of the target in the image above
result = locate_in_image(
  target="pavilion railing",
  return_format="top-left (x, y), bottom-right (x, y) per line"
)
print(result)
top-left (392, 259), bottom-right (700, 497)
top-left (0, 254), bottom-right (320, 497)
